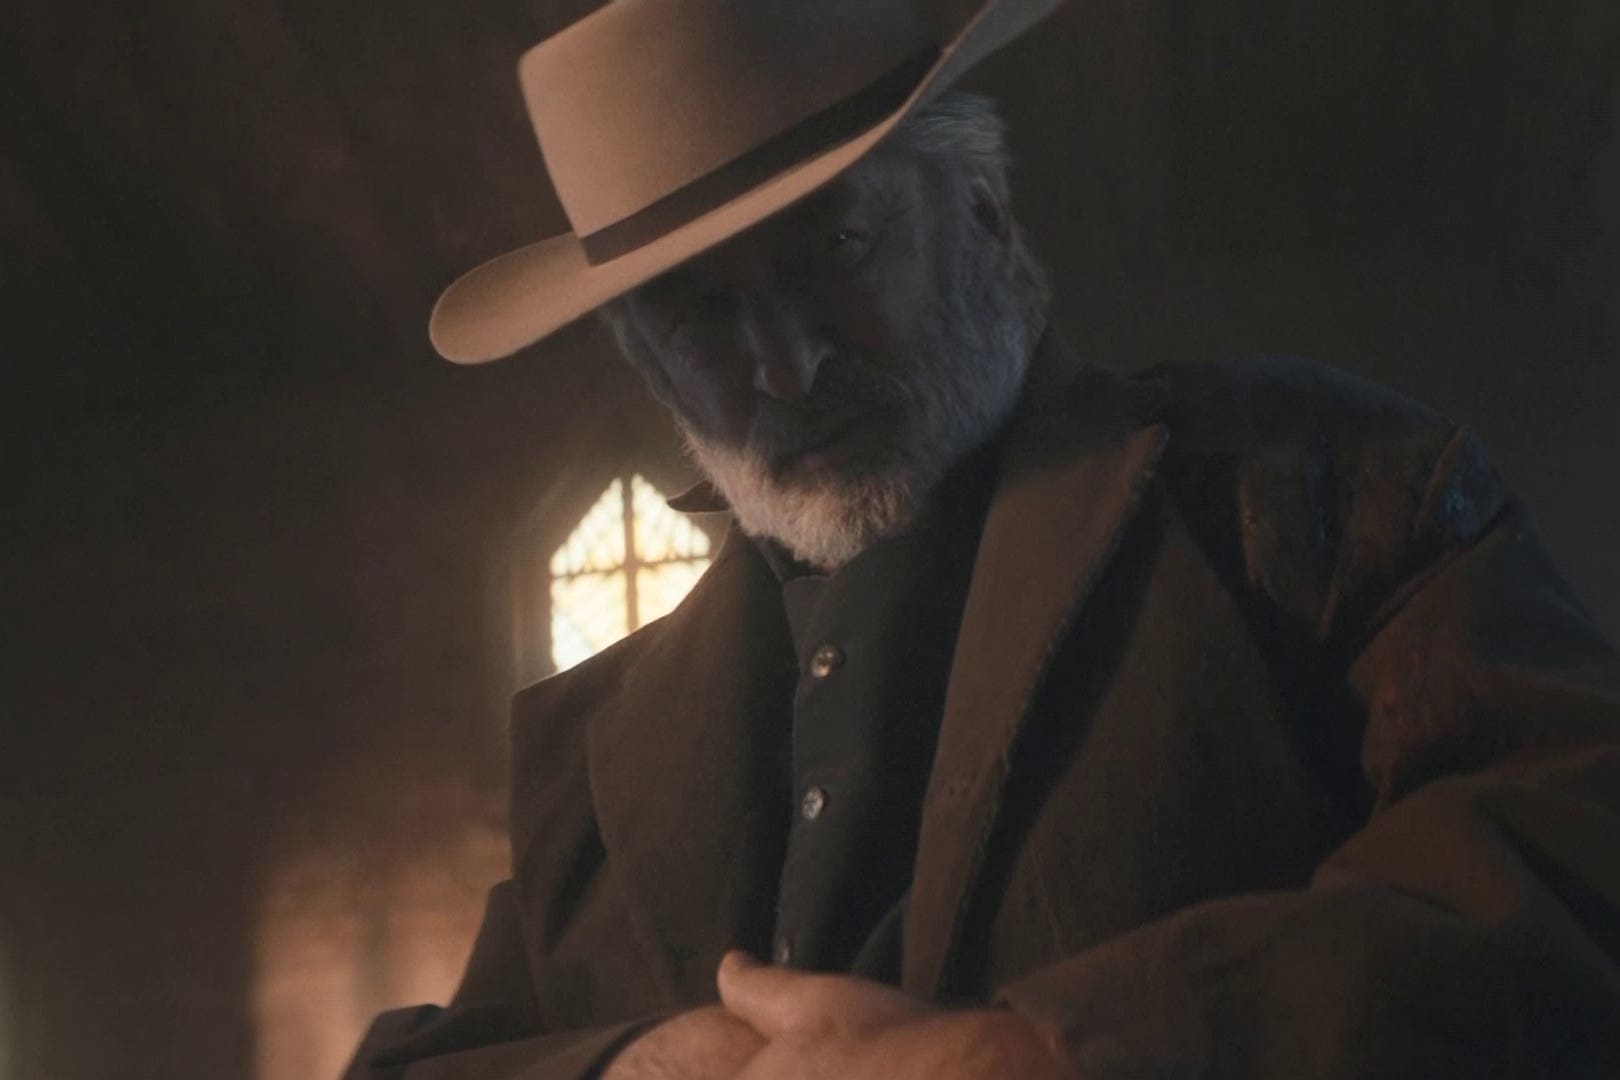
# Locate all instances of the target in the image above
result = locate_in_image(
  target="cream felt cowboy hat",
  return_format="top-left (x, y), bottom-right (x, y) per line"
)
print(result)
top-left (429, 0), bottom-right (1064, 364)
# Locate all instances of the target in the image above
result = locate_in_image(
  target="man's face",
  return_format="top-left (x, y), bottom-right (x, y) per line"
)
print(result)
top-left (608, 142), bottom-right (1034, 569)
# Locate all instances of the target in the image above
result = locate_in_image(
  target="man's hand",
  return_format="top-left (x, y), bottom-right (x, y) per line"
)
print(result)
top-left (716, 951), bottom-right (1073, 1080)
top-left (600, 1005), bottom-right (765, 1080)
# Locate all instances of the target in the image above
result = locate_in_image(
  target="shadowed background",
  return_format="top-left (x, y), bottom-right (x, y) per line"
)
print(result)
top-left (2, 2), bottom-right (1616, 1078)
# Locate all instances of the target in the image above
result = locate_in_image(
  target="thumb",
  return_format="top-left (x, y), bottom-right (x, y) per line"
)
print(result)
top-left (717, 949), bottom-right (813, 1038)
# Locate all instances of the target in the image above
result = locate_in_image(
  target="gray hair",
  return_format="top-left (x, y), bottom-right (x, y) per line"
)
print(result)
top-left (886, 91), bottom-right (1050, 323)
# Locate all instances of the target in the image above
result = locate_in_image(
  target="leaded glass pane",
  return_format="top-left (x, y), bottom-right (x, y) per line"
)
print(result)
top-left (549, 474), bottom-right (712, 672)
top-left (549, 479), bottom-right (626, 577)
top-left (551, 569), bottom-right (629, 671)
top-left (631, 474), bottom-right (712, 563)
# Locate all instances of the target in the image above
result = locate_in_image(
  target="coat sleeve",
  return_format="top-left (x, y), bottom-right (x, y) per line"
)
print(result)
top-left (997, 425), bottom-right (1620, 1076)
top-left (341, 880), bottom-right (664, 1080)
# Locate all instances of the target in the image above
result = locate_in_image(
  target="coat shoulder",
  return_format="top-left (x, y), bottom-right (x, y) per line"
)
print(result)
top-left (511, 628), bottom-right (653, 766)
top-left (1143, 355), bottom-right (1506, 644)
top-left (508, 623), bottom-right (664, 853)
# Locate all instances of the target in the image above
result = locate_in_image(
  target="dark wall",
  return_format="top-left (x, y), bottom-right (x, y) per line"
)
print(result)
top-left (3, 3), bottom-right (1616, 1078)
top-left (973, 1), bottom-right (1620, 614)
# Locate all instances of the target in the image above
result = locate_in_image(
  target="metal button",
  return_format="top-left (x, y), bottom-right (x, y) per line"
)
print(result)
top-left (772, 933), bottom-right (792, 965)
top-left (809, 642), bottom-right (844, 678)
top-left (799, 785), bottom-right (827, 821)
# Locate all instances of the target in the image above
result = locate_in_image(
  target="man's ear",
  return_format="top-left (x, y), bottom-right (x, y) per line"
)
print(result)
top-left (968, 175), bottom-right (1015, 275)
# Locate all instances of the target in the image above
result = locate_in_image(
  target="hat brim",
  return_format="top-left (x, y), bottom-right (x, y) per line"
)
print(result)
top-left (430, 0), bottom-right (1061, 365)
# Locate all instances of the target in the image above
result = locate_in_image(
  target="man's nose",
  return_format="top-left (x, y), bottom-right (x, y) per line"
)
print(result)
top-left (741, 302), bottom-right (828, 401)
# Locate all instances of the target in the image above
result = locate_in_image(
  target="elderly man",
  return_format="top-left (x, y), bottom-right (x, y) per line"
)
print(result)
top-left (348, 1), bottom-right (1620, 1078)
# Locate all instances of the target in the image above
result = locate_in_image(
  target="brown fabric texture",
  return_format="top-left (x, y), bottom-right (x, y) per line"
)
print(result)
top-left (345, 339), bottom-right (1620, 1078)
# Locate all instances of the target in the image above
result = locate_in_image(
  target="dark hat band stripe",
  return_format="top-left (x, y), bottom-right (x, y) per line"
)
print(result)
top-left (578, 48), bottom-right (938, 267)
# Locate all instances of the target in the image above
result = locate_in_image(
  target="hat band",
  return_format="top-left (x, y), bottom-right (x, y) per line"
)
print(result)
top-left (577, 48), bottom-right (938, 266)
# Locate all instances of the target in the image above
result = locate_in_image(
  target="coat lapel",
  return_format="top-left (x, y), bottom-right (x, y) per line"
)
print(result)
top-left (903, 337), bottom-right (1169, 998)
top-left (585, 527), bottom-right (796, 999)
top-left (582, 336), bottom-right (1167, 1003)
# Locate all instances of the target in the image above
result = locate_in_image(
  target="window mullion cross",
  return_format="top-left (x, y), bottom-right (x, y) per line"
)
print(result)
top-left (621, 472), bottom-right (641, 631)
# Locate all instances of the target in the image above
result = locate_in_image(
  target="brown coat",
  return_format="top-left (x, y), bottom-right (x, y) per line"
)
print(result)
top-left (348, 338), bottom-right (1620, 1079)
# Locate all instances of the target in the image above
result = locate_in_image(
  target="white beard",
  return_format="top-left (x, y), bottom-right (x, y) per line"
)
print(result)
top-left (680, 304), bottom-right (1033, 571)
top-left (681, 430), bottom-right (919, 572)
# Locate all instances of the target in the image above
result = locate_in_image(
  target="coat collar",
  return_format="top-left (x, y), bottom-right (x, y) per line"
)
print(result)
top-left (585, 333), bottom-right (1168, 1000)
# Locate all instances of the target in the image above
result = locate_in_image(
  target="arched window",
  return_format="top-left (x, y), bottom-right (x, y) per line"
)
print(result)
top-left (548, 474), bottom-right (712, 671)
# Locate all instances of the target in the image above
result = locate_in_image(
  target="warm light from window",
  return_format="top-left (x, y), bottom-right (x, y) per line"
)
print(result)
top-left (250, 822), bottom-right (507, 1080)
top-left (549, 475), bottom-right (711, 670)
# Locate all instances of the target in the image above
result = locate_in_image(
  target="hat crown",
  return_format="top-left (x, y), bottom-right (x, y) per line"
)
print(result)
top-left (521, 0), bottom-right (962, 246)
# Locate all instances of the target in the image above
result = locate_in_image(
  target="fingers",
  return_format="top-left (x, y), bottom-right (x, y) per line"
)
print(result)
top-left (717, 950), bottom-right (807, 1038)
top-left (600, 1005), bottom-right (764, 1080)
top-left (717, 950), bottom-right (930, 1040)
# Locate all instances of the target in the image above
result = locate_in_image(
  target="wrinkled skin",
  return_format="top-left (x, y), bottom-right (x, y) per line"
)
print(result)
top-left (601, 954), bottom-right (1071, 1080)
